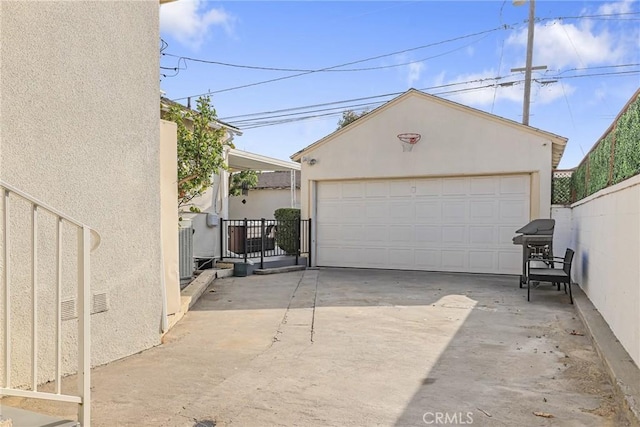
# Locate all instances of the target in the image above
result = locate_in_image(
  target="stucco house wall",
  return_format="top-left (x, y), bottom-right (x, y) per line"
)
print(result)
top-left (229, 188), bottom-right (301, 219)
top-left (160, 120), bottom-right (181, 318)
top-left (0, 1), bottom-right (162, 386)
top-left (295, 91), bottom-right (562, 222)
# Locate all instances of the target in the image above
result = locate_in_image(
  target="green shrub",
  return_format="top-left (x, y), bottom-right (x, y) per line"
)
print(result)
top-left (588, 133), bottom-right (611, 196)
top-left (613, 95), bottom-right (640, 184)
top-left (274, 208), bottom-right (301, 254)
top-left (571, 163), bottom-right (587, 202)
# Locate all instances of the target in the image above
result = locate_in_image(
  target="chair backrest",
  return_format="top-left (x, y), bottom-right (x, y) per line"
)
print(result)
top-left (563, 248), bottom-right (575, 275)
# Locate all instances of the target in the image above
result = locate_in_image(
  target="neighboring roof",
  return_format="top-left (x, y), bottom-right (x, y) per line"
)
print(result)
top-left (291, 88), bottom-right (568, 169)
top-left (160, 96), bottom-right (242, 136)
top-left (228, 149), bottom-right (300, 172)
top-left (254, 171), bottom-right (301, 189)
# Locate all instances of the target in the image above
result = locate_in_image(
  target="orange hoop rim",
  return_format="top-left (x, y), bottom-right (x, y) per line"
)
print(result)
top-left (397, 133), bottom-right (421, 144)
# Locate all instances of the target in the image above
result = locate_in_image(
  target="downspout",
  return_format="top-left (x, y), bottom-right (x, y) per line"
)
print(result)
top-left (160, 248), bottom-right (168, 334)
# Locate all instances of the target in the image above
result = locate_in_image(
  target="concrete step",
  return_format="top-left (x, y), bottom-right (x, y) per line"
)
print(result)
top-left (254, 265), bottom-right (306, 275)
top-left (0, 405), bottom-right (77, 427)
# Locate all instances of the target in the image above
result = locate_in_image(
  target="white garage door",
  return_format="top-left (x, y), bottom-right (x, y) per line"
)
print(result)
top-left (316, 175), bottom-right (530, 274)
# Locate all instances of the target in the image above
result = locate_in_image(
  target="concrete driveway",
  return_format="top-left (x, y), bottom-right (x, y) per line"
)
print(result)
top-left (3, 269), bottom-right (630, 426)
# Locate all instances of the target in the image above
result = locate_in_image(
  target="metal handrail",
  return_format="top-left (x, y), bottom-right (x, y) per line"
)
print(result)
top-left (1, 180), bottom-right (98, 426)
top-left (0, 180), bottom-right (101, 250)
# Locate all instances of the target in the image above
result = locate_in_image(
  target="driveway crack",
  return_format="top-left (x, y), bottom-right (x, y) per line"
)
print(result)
top-left (271, 270), bottom-right (306, 346)
top-left (310, 270), bottom-right (320, 343)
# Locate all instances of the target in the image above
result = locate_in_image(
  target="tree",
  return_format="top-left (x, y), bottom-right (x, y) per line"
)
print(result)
top-left (229, 170), bottom-right (259, 196)
top-left (165, 96), bottom-right (231, 210)
top-left (337, 109), bottom-right (369, 129)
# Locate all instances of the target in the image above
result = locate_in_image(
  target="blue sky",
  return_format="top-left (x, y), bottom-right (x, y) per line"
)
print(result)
top-left (159, 0), bottom-right (639, 168)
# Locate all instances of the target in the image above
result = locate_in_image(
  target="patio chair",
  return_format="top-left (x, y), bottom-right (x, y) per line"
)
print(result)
top-left (526, 248), bottom-right (574, 304)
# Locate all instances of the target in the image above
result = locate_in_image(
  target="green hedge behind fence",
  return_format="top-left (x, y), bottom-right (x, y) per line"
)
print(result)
top-left (566, 92), bottom-right (640, 203)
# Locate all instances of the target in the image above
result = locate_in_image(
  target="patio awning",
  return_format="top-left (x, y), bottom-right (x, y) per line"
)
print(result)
top-left (228, 149), bottom-right (301, 172)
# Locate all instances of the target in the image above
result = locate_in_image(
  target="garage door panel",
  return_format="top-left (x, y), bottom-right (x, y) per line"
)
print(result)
top-left (470, 177), bottom-right (497, 195)
top-left (364, 202), bottom-right (389, 223)
top-left (390, 225), bottom-right (414, 243)
top-left (442, 226), bottom-right (466, 244)
top-left (342, 225), bottom-right (364, 242)
top-left (499, 226), bottom-right (520, 244)
top-left (415, 201), bottom-right (441, 221)
top-left (341, 182), bottom-right (364, 198)
top-left (415, 225), bottom-right (440, 243)
top-left (389, 180), bottom-right (414, 197)
top-left (415, 249), bottom-right (442, 268)
top-left (316, 176), bottom-right (529, 274)
top-left (341, 203), bottom-right (365, 221)
top-left (469, 251), bottom-right (496, 271)
top-left (390, 203), bottom-right (414, 223)
top-left (365, 181), bottom-right (389, 198)
top-left (442, 201), bottom-right (468, 223)
top-left (469, 226), bottom-right (496, 245)
top-left (363, 247), bottom-right (388, 265)
top-left (442, 178), bottom-right (468, 195)
top-left (389, 248), bottom-right (414, 267)
top-left (498, 251), bottom-right (522, 274)
top-left (500, 175), bottom-right (529, 194)
top-left (316, 245), bottom-right (346, 266)
top-left (318, 183), bottom-right (342, 201)
top-left (442, 250), bottom-right (466, 269)
top-left (499, 200), bottom-right (528, 222)
top-left (317, 201), bottom-right (343, 221)
top-left (469, 200), bottom-right (497, 222)
top-left (415, 179), bottom-right (441, 196)
top-left (364, 225), bottom-right (388, 242)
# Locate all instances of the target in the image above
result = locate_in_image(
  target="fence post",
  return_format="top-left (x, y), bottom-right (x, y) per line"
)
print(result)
top-left (308, 219), bottom-right (312, 267)
top-left (295, 219), bottom-right (300, 266)
top-left (260, 218), bottom-right (265, 269)
top-left (243, 218), bottom-right (248, 264)
top-left (219, 217), bottom-right (224, 261)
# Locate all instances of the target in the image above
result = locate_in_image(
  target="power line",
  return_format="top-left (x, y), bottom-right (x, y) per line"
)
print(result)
top-left (169, 26), bottom-right (509, 101)
top-left (220, 75), bottom-right (512, 122)
top-left (162, 33), bottom-right (492, 74)
top-left (220, 64), bottom-right (638, 122)
top-left (162, 12), bottom-right (637, 78)
top-left (227, 69), bottom-right (639, 130)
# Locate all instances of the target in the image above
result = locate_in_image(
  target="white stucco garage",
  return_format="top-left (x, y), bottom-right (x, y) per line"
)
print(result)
top-left (291, 89), bottom-right (567, 274)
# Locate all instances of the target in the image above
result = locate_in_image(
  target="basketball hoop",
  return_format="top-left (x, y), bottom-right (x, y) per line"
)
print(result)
top-left (397, 133), bottom-right (421, 152)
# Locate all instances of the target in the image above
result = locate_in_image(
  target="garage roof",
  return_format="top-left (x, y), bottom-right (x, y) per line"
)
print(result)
top-left (291, 89), bottom-right (568, 169)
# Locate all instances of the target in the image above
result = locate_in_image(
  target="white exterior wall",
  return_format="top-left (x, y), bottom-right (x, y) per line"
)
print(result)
top-left (229, 189), bottom-right (301, 219)
top-left (570, 176), bottom-right (640, 367)
top-left (0, 1), bottom-right (162, 386)
top-left (299, 93), bottom-right (555, 223)
top-left (181, 170), bottom-right (228, 259)
top-left (551, 205), bottom-right (572, 258)
top-left (160, 120), bottom-right (181, 317)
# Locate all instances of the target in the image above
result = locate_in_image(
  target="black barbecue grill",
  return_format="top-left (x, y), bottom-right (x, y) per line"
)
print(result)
top-left (512, 219), bottom-right (555, 286)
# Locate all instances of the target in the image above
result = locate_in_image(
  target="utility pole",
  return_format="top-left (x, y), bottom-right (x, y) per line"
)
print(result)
top-left (511, 0), bottom-right (537, 126)
top-left (522, 0), bottom-right (535, 126)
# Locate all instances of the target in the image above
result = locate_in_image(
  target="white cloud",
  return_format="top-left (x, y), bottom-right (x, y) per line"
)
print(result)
top-left (597, 0), bottom-right (634, 16)
top-left (160, 0), bottom-right (234, 50)
top-left (507, 21), bottom-right (624, 69)
top-left (407, 62), bottom-right (425, 87)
